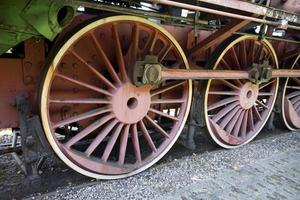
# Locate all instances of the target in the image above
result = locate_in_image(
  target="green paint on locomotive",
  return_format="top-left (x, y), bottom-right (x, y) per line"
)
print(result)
top-left (0, 0), bottom-right (76, 55)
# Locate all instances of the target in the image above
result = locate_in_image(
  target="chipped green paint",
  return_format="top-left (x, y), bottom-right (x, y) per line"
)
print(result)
top-left (0, 0), bottom-right (76, 54)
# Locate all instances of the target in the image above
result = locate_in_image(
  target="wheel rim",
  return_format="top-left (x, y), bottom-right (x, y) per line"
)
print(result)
top-left (40, 16), bottom-right (192, 179)
top-left (204, 36), bottom-right (279, 148)
top-left (282, 54), bottom-right (300, 130)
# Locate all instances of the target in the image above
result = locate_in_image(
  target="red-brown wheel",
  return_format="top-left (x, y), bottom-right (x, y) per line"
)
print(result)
top-left (203, 35), bottom-right (279, 148)
top-left (39, 16), bottom-right (192, 179)
top-left (282, 54), bottom-right (300, 130)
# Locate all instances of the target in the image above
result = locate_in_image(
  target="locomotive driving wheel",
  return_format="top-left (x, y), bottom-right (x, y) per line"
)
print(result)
top-left (282, 54), bottom-right (300, 130)
top-left (203, 35), bottom-right (279, 148)
top-left (39, 16), bottom-right (192, 179)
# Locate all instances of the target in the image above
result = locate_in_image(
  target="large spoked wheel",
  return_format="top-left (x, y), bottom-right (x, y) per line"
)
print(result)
top-left (204, 35), bottom-right (279, 148)
top-left (39, 16), bottom-right (192, 179)
top-left (282, 54), bottom-right (300, 130)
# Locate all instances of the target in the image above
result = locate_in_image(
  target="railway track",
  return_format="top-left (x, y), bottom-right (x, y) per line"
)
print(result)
top-left (0, 127), bottom-right (299, 199)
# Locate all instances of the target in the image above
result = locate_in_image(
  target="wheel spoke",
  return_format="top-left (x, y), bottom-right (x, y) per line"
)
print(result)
top-left (112, 24), bottom-right (128, 82)
top-left (219, 106), bottom-right (241, 129)
top-left (148, 31), bottom-right (158, 54)
top-left (218, 79), bottom-right (240, 90)
top-left (286, 91), bottom-right (300, 99)
top-left (68, 49), bottom-right (116, 90)
top-left (118, 124), bottom-right (130, 165)
top-left (293, 99), bottom-right (300, 110)
top-left (240, 110), bottom-right (248, 139)
top-left (102, 123), bottom-right (124, 162)
top-left (247, 40), bottom-right (255, 64)
top-left (220, 58), bottom-right (230, 70)
top-left (145, 115), bottom-right (170, 139)
top-left (149, 108), bottom-right (179, 121)
top-left (240, 40), bottom-right (247, 68)
top-left (65, 114), bottom-right (114, 148)
top-left (259, 79), bottom-right (276, 90)
top-left (296, 108), bottom-right (300, 114)
top-left (139, 120), bottom-right (157, 153)
top-left (258, 92), bottom-right (274, 96)
top-left (208, 97), bottom-right (239, 111)
top-left (282, 49), bottom-right (300, 61)
top-left (151, 81), bottom-right (185, 96)
top-left (235, 79), bottom-right (244, 87)
top-left (49, 98), bottom-right (110, 104)
top-left (229, 46), bottom-right (240, 69)
top-left (292, 78), bottom-right (300, 85)
top-left (158, 44), bottom-right (172, 62)
top-left (131, 124), bottom-right (142, 164)
top-left (253, 106), bottom-right (262, 121)
top-left (55, 73), bottom-right (112, 96)
top-left (90, 32), bottom-right (122, 85)
top-left (291, 96), bottom-right (300, 104)
top-left (208, 91), bottom-right (239, 96)
top-left (127, 24), bottom-right (139, 67)
top-left (212, 101), bottom-right (240, 122)
top-left (286, 86), bottom-right (300, 90)
top-left (248, 108), bottom-right (255, 131)
top-left (151, 98), bottom-right (185, 104)
top-left (255, 100), bottom-right (269, 110)
top-left (225, 109), bottom-right (243, 134)
top-left (232, 110), bottom-right (245, 137)
top-left (85, 119), bottom-right (119, 156)
top-left (53, 107), bottom-right (111, 128)
top-left (254, 43), bottom-right (264, 63)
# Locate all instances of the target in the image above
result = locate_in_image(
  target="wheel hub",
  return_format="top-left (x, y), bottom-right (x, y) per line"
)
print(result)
top-left (239, 82), bottom-right (259, 109)
top-left (112, 82), bottom-right (151, 124)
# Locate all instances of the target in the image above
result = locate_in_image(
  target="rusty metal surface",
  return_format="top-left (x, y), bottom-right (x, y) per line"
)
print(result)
top-left (188, 19), bottom-right (251, 58)
top-left (148, 0), bottom-right (300, 30)
top-left (198, 0), bottom-right (300, 23)
top-left (198, 0), bottom-right (268, 15)
top-left (0, 38), bottom-right (45, 129)
top-left (270, 0), bottom-right (300, 14)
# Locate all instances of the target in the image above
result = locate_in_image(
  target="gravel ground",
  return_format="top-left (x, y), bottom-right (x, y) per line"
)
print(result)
top-left (25, 130), bottom-right (300, 200)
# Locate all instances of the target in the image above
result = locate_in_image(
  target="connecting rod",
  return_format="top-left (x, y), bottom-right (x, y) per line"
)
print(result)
top-left (160, 68), bottom-right (300, 80)
top-left (138, 64), bottom-right (300, 85)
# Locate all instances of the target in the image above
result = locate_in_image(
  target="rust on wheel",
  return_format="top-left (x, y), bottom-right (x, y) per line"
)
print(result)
top-left (204, 35), bottom-right (279, 148)
top-left (282, 54), bottom-right (300, 130)
top-left (39, 16), bottom-right (192, 179)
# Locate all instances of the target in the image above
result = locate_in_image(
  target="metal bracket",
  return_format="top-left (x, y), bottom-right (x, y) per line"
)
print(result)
top-left (133, 55), bottom-right (162, 86)
top-left (15, 95), bottom-right (52, 190)
top-left (178, 83), bottom-right (202, 150)
top-left (249, 60), bottom-right (272, 84)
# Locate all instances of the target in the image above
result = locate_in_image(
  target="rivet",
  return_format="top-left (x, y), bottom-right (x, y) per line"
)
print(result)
top-left (24, 62), bottom-right (32, 69)
top-left (72, 63), bottom-right (78, 69)
top-left (61, 62), bottom-right (67, 69)
top-left (25, 75), bottom-right (33, 84)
